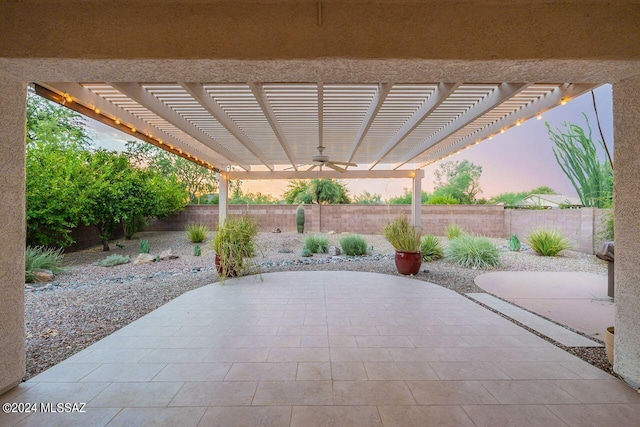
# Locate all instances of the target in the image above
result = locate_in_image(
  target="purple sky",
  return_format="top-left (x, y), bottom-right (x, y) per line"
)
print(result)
top-left (88, 85), bottom-right (613, 200)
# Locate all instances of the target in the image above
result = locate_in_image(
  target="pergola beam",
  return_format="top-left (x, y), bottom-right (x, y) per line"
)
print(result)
top-left (418, 83), bottom-right (599, 167)
top-left (110, 82), bottom-right (251, 171)
top-left (227, 169), bottom-right (418, 180)
top-left (248, 82), bottom-right (298, 170)
top-left (369, 82), bottom-right (459, 169)
top-left (347, 83), bottom-right (392, 163)
top-left (181, 83), bottom-right (274, 171)
top-left (38, 82), bottom-right (223, 170)
top-left (394, 82), bottom-right (530, 169)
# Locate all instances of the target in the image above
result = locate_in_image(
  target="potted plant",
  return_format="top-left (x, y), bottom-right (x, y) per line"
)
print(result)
top-left (383, 217), bottom-right (423, 275)
top-left (212, 214), bottom-right (258, 281)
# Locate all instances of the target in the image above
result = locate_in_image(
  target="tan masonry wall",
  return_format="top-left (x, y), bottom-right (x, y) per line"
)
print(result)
top-left (144, 205), bottom-right (610, 254)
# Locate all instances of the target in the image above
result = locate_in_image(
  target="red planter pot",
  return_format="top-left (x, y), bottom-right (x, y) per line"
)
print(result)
top-left (215, 254), bottom-right (237, 277)
top-left (394, 251), bottom-right (422, 275)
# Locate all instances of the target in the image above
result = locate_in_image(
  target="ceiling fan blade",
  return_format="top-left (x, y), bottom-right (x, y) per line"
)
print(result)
top-left (325, 162), bottom-right (346, 173)
top-left (331, 161), bottom-right (358, 167)
top-left (306, 165), bottom-right (317, 172)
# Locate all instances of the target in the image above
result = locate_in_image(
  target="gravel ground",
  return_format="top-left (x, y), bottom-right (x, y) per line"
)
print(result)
top-left (24, 230), bottom-right (612, 381)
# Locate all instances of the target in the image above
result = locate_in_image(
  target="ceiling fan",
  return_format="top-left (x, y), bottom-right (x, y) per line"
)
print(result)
top-left (291, 144), bottom-right (357, 173)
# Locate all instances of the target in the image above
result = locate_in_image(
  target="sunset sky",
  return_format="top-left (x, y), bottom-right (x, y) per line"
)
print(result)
top-left (89, 85), bottom-right (613, 201)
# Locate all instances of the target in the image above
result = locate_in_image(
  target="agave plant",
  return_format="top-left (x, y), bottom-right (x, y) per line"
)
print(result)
top-left (508, 234), bottom-right (521, 252)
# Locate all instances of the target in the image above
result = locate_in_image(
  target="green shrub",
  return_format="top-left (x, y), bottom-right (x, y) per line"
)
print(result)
top-left (186, 223), bottom-right (208, 243)
top-left (340, 235), bottom-right (368, 256)
top-left (445, 235), bottom-right (500, 269)
top-left (193, 245), bottom-right (201, 256)
top-left (508, 234), bottom-right (521, 252)
top-left (139, 240), bottom-right (150, 254)
top-left (600, 210), bottom-right (614, 241)
top-left (427, 195), bottom-right (459, 205)
top-left (304, 235), bottom-right (330, 254)
top-left (527, 228), bottom-right (571, 256)
top-left (97, 254), bottom-right (131, 267)
top-left (445, 223), bottom-right (466, 240)
top-left (301, 248), bottom-right (312, 257)
top-left (421, 235), bottom-right (444, 262)
top-left (25, 246), bottom-right (66, 283)
top-left (382, 217), bottom-right (422, 252)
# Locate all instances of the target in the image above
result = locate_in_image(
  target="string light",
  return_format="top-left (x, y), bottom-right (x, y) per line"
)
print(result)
top-left (560, 98), bottom-right (568, 105)
top-left (500, 129), bottom-right (505, 134)
top-left (131, 127), bottom-right (136, 133)
top-left (516, 121), bottom-right (521, 126)
top-left (536, 114), bottom-right (542, 120)
top-left (94, 108), bottom-right (101, 114)
top-left (64, 94), bottom-right (73, 103)
top-left (115, 119), bottom-right (121, 125)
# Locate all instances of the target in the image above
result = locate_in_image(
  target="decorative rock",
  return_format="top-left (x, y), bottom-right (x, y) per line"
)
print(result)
top-left (271, 228), bottom-right (282, 233)
top-left (32, 269), bottom-right (54, 283)
top-left (328, 246), bottom-right (342, 256)
top-left (133, 253), bottom-right (155, 265)
top-left (160, 249), bottom-right (179, 260)
top-left (327, 231), bottom-right (336, 235)
top-left (278, 248), bottom-right (293, 254)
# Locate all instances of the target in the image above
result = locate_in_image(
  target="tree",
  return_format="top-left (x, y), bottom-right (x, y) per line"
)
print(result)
top-left (353, 191), bottom-right (383, 205)
top-left (433, 160), bottom-right (483, 204)
top-left (388, 189), bottom-right (430, 205)
top-left (547, 114), bottom-right (613, 208)
top-left (26, 93), bottom-right (93, 247)
top-left (126, 141), bottom-right (218, 203)
top-left (282, 179), bottom-right (350, 204)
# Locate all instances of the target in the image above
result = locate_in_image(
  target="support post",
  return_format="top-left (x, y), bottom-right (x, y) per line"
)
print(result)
top-left (411, 169), bottom-right (424, 228)
top-left (612, 76), bottom-right (640, 389)
top-left (0, 79), bottom-right (27, 395)
top-left (218, 172), bottom-right (228, 226)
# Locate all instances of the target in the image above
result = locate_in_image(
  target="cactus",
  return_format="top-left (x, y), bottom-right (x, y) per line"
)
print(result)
top-left (508, 234), bottom-right (521, 252)
top-left (193, 245), bottom-right (201, 256)
top-left (296, 205), bottom-right (305, 233)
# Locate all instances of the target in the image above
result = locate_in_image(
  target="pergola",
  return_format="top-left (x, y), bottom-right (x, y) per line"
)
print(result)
top-left (1, 0), bottom-right (639, 398)
top-left (36, 81), bottom-right (597, 225)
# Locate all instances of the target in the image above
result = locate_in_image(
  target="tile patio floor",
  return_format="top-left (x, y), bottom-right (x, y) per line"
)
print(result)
top-left (2, 271), bottom-right (639, 426)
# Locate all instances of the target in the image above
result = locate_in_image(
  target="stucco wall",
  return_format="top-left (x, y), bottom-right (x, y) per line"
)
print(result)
top-left (0, 80), bottom-right (26, 395)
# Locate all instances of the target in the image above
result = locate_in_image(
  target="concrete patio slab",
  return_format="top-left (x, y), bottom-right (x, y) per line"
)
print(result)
top-left (2, 271), bottom-right (638, 426)
top-left (466, 293), bottom-right (602, 347)
top-left (475, 272), bottom-right (614, 339)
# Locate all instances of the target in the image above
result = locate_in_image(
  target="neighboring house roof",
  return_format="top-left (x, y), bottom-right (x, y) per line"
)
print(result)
top-left (516, 194), bottom-right (583, 208)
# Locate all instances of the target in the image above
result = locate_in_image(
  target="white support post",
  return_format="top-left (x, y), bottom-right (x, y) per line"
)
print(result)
top-left (411, 169), bottom-right (424, 229)
top-left (218, 172), bottom-right (228, 226)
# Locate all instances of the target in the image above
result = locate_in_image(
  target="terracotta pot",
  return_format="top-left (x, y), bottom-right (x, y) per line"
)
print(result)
top-left (394, 251), bottom-right (422, 275)
top-left (215, 254), bottom-right (237, 277)
top-left (604, 326), bottom-right (615, 365)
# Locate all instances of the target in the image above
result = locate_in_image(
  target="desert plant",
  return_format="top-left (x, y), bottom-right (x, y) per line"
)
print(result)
top-left (600, 209), bottom-right (614, 241)
top-left (382, 217), bottom-right (422, 252)
top-left (296, 205), bottom-right (305, 233)
top-left (97, 254), bottom-right (130, 267)
top-left (304, 235), bottom-right (330, 254)
top-left (340, 235), bottom-right (368, 256)
top-left (186, 223), bottom-right (208, 243)
top-left (527, 228), bottom-right (571, 256)
top-left (508, 234), bottom-right (521, 252)
top-left (445, 223), bottom-right (466, 240)
top-left (421, 235), bottom-right (444, 262)
top-left (212, 214), bottom-right (258, 280)
top-left (426, 195), bottom-right (459, 205)
top-left (139, 240), bottom-right (150, 254)
top-left (25, 246), bottom-right (66, 282)
top-left (445, 235), bottom-right (500, 269)
top-left (193, 245), bottom-right (202, 256)
top-left (301, 248), bottom-right (312, 257)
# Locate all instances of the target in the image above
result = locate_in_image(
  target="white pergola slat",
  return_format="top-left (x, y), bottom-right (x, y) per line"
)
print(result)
top-left (40, 81), bottom-right (600, 176)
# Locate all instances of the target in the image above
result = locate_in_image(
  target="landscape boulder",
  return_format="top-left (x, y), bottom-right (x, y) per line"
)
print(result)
top-left (160, 249), bottom-right (179, 260)
top-left (133, 253), bottom-right (155, 265)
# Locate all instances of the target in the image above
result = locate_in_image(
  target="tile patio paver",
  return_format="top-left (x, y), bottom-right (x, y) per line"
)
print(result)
top-left (2, 271), bottom-right (639, 426)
